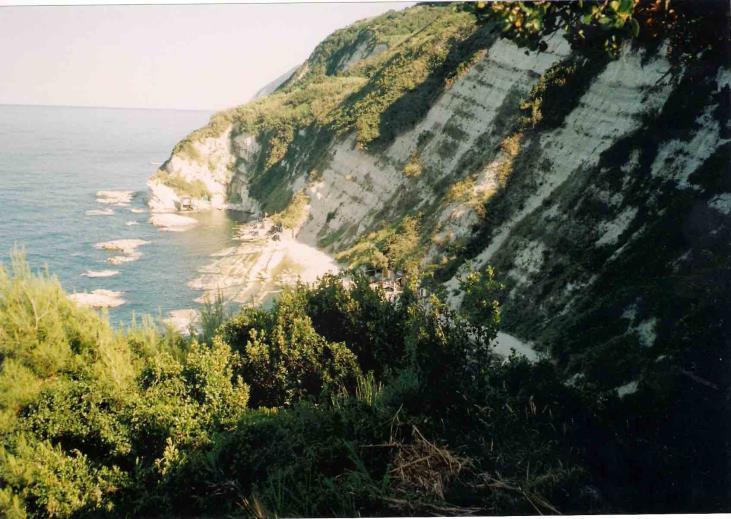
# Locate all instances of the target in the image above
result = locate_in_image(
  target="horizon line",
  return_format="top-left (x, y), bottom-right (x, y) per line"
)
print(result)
top-left (0, 101), bottom-right (217, 112)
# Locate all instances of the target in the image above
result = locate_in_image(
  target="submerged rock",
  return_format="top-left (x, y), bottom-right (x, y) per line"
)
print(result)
top-left (85, 208), bottom-right (115, 216)
top-left (69, 289), bottom-right (125, 308)
top-left (81, 269), bottom-right (119, 278)
top-left (96, 190), bottom-right (134, 206)
top-left (149, 213), bottom-right (198, 231)
top-left (95, 239), bottom-right (149, 264)
top-left (107, 253), bottom-right (142, 265)
top-left (95, 239), bottom-right (149, 255)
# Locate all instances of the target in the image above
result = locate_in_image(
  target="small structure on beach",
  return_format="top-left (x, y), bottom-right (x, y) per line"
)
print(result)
top-left (179, 197), bottom-right (193, 211)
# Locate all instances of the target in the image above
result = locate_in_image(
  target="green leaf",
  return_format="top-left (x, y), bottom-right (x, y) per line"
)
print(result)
top-left (519, 3), bottom-right (533, 14)
top-left (630, 17), bottom-right (640, 37)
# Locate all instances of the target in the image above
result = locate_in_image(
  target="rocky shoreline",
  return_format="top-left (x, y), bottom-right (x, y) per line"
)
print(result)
top-left (188, 217), bottom-right (338, 307)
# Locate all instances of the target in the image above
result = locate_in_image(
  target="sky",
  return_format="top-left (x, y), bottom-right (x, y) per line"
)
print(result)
top-left (0, 2), bottom-right (413, 111)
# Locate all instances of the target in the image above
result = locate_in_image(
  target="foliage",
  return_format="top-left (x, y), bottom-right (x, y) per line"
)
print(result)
top-left (174, 140), bottom-right (203, 163)
top-left (458, 264), bottom-right (503, 333)
top-left (0, 252), bottom-right (726, 514)
top-left (331, 9), bottom-right (480, 148)
top-left (5, 2), bottom-right (728, 516)
top-left (130, 339), bottom-right (249, 458)
top-left (519, 54), bottom-right (609, 131)
top-left (0, 437), bottom-right (127, 518)
top-left (337, 216), bottom-right (423, 275)
top-left (303, 5), bottom-right (450, 79)
top-left (150, 170), bottom-right (210, 200)
top-left (270, 191), bottom-right (309, 230)
top-left (466, 0), bottom-right (641, 56)
top-left (198, 290), bottom-right (228, 344)
top-left (0, 253), bottom-right (250, 517)
top-left (402, 151), bottom-right (422, 178)
top-left (303, 273), bottom-right (404, 376)
top-left (465, 0), bottom-right (729, 60)
top-left (220, 287), bottom-right (360, 408)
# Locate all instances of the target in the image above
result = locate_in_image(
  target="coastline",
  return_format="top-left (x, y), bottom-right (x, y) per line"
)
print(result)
top-left (188, 216), bottom-right (339, 307)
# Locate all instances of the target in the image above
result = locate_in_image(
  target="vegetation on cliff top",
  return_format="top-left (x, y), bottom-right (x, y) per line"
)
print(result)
top-left (160, 0), bottom-right (728, 216)
top-left (150, 170), bottom-right (210, 200)
top-left (172, 0), bottom-right (727, 160)
top-left (161, 4), bottom-right (480, 201)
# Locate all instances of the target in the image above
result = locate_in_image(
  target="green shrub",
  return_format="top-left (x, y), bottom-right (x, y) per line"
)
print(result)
top-left (175, 140), bottom-right (203, 163)
top-left (151, 170), bottom-right (210, 200)
top-left (220, 287), bottom-right (361, 408)
top-left (270, 191), bottom-right (309, 230)
top-left (337, 216), bottom-right (422, 275)
top-left (130, 339), bottom-right (248, 458)
top-left (198, 291), bottom-right (228, 344)
top-left (0, 437), bottom-right (127, 517)
top-left (0, 252), bottom-right (723, 515)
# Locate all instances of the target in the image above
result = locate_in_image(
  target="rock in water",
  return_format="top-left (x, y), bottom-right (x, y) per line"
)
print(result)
top-left (81, 270), bottom-right (119, 278)
top-left (149, 213), bottom-right (199, 231)
top-left (96, 190), bottom-right (135, 206)
top-left (69, 289), bottom-right (125, 308)
top-left (85, 208), bottom-right (115, 216)
top-left (95, 239), bottom-right (149, 264)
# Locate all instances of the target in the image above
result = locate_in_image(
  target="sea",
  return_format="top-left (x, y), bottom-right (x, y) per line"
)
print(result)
top-left (0, 104), bottom-right (247, 326)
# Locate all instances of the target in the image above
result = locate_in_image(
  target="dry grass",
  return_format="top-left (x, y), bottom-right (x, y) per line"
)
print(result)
top-left (403, 152), bottom-right (423, 178)
top-left (475, 472), bottom-right (562, 515)
top-left (446, 177), bottom-right (476, 204)
top-left (496, 132), bottom-right (524, 186)
top-left (239, 495), bottom-right (269, 519)
top-left (390, 426), bottom-right (469, 499)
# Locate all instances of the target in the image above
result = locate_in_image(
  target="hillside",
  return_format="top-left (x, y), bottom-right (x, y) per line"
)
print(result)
top-left (151, 1), bottom-right (729, 392)
top-left (146, 3), bottom-right (729, 511)
top-left (251, 66), bottom-right (299, 101)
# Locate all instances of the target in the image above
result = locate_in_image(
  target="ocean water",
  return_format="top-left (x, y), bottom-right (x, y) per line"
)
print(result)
top-left (0, 104), bottom-right (246, 326)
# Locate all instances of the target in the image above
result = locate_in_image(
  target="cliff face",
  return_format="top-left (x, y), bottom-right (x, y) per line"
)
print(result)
top-left (151, 4), bottom-right (729, 391)
top-left (148, 129), bottom-right (236, 212)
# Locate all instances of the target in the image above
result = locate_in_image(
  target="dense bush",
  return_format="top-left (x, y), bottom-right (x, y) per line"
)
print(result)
top-left (220, 288), bottom-right (361, 408)
top-left (336, 216), bottom-right (423, 275)
top-left (0, 252), bottom-right (726, 515)
top-left (331, 9), bottom-right (480, 148)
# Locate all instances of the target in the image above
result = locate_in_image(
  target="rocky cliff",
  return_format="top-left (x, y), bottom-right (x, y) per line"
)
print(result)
top-left (150, 3), bottom-right (729, 396)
